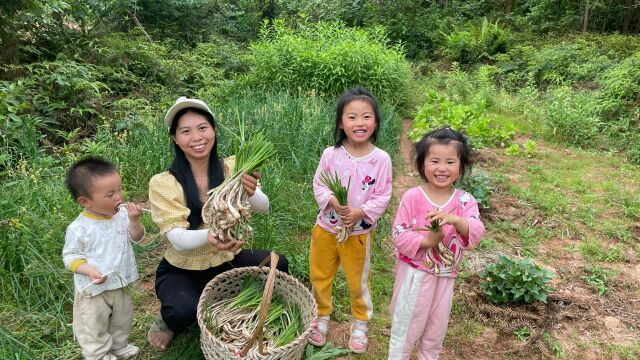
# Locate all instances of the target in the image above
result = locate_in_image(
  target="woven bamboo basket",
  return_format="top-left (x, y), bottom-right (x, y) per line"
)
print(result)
top-left (197, 253), bottom-right (316, 359)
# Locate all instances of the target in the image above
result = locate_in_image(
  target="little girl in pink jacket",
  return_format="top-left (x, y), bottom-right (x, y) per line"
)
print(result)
top-left (388, 126), bottom-right (484, 360)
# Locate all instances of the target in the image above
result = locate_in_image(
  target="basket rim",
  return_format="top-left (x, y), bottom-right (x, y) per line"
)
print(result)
top-left (196, 266), bottom-right (317, 357)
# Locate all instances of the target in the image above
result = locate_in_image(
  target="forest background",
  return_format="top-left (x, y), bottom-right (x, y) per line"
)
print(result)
top-left (1, 0), bottom-right (640, 359)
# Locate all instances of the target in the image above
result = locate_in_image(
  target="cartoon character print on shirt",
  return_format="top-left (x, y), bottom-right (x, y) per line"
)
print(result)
top-left (323, 209), bottom-right (340, 227)
top-left (392, 213), bottom-right (417, 239)
top-left (458, 191), bottom-right (471, 210)
top-left (361, 175), bottom-right (376, 191)
top-left (323, 209), bottom-right (373, 232)
top-left (353, 219), bottom-right (372, 232)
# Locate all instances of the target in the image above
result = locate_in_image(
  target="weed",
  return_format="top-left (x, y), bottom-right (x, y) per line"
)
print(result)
top-left (543, 332), bottom-right (567, 359)
top-left (514, 326), bottom-right (531, 341)
top-left (519, 226), bottom-right (541, 256)
top-left (480, 255), bottom-right (554, 304)
top-left (578, 239), bottom-right (622, 263)
top-left (581, 265), bottom-right (617, 296)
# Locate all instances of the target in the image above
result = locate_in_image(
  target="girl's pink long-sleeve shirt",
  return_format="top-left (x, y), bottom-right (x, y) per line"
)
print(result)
top-left (392, 186), bottom-right (484, 277)
top-left (313, 145), bottom-right (393, 235)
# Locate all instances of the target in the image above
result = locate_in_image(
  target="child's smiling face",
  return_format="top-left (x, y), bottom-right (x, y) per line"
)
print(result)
top-left (79, 172), bottom-right (124, 218)
top-left (339, 99), bottom-right (377, 146)
top-left (423, 142), bottom-right (461, 190)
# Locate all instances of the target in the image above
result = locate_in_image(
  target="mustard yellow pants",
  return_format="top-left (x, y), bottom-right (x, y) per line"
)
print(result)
top-left (309, 224), bottom-right (374, 322)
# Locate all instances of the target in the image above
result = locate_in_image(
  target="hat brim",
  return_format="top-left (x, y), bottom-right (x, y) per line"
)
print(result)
top-left (164, 98), bottom-right (215, 129)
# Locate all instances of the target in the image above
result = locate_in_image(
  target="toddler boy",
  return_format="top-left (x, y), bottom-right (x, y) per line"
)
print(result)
top-left (62, 157), bottom-right (144, 360)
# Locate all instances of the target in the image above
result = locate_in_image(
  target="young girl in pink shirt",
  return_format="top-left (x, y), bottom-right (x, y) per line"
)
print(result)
top-left (307, 87), bottom-right (393, 353)
top-left (388, 126), bottom-right (484, 360)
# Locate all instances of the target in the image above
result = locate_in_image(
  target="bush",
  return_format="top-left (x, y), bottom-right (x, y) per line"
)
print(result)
top-left (542, 86), bottom-right (602, 148)
top-left (597, 51), bottom-right (640, 105)
top-left (243, 20), bottom-right (413, 106)
top-left (442, 18), bottom-right (508, 63)
top-left (92, 33), bottom-right (229, 95)
top-left (0, 58), bottom-right (108, 163)
top-left (480, 256), bottom-right (554, 304)
top-left (408, 90), bottom-right (515, 148)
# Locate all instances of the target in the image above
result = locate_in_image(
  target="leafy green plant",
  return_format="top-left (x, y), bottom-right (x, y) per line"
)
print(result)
top-left (543, 332), bottom-right (567, 359)
top-left (480, 256), bottom-right (554, 304)
top-left (442, 18), bottom-right (508, 63)
top-left (542, 86), bottom-right (602, 148)
top-left (514, 326), bottom-right (531, 341)
top-left (408, 91), bottom-right (515, 148)
top-left (457, 169), bottom-right (493, 210)
top-left (505, 141), bottom-right (535, 158)
top-left (581, 265), bottom-right (617, 296)
top-left (305, 343), bottom-right (351, 359)
top-left (523, 140), bottom-right (536, 157)
top-left (505, 143), bottom-right (520, 156)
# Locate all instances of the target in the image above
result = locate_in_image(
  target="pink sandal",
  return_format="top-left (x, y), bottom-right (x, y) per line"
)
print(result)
top-left (348, 320), bottom-right (369, 353)
top-left (308, 317), bottom-right (329, 346)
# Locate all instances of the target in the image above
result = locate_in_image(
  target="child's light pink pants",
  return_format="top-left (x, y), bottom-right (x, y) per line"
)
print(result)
top-left (388, 261), bottom-right (455, 360)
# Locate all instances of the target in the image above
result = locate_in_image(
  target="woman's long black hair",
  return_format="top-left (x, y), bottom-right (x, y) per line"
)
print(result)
top-left (168, 107), bottom-right (225, 229)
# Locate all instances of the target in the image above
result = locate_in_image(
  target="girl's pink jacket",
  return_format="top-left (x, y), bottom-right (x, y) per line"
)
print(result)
top-left (313, 145), bottom-right (393, 235)
top-left (392, 187), bottom-right (484, 277)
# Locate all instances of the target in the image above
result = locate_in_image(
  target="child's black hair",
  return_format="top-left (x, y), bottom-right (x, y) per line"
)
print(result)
top-left (66, 157), bottom-right (118, 200)
top-left (414, 126), bottom-right (472, 183)
top-left (334, 86), bottom-right (381, 147)
top-left (168, 107), bottom-right (224, 230)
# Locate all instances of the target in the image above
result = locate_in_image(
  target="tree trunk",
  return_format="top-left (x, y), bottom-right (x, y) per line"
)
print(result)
top-left (623, 0), bottom-right (634, 34)
top-left (504, 0), bottom-right (514, 15)
top-left (582, 0), bottom-right (590, 32)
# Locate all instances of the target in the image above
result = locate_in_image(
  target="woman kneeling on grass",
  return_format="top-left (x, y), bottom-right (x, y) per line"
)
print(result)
top-left (147, 97), bottom-right (289, 350)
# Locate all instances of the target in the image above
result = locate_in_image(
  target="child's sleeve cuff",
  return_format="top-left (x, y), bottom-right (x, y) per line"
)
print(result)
top-left (69, 259), bottom-right (87, 273)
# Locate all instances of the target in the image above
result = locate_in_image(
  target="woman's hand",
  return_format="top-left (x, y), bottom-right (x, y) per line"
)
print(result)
top-left (241, 171), bottom-right (261, 197)
top-left (208, 230), bottom-right (245, 252)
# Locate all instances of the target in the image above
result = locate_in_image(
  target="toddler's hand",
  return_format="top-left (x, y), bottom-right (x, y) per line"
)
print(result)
top-left (426, 209), bottom-right (459, 229)
top-left (88, 269), bottom-right (107, 284)
top-left (330, 197), bottom-right (350, 217)
top-left (126, 202), bottom-right (143, 221)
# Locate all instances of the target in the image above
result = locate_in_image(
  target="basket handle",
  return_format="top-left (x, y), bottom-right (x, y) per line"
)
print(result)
top-left (239, 252), bottom-right (279, 357)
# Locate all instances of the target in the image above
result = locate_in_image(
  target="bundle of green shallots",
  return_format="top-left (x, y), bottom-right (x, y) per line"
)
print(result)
top-left (202, 132), bottom-right (275, 243)
top-left (202, 276), bottom-right (302, 352)
top-left (320, 171), bottom-right (351, 243)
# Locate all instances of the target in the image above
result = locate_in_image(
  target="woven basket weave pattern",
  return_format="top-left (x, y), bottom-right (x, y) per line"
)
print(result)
top-left (197, 266), bottom-right (316, 360)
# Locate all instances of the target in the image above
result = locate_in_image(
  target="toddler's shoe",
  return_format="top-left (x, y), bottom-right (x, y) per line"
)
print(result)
top-left (348, 320), bottom-right (369, 353)
top-left (112, 343), bottom-right (139, 359)
top-left (307, 316), bottom-right (329, 346)
top-left (101, 354), bottom-right (117, 360)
